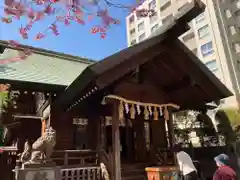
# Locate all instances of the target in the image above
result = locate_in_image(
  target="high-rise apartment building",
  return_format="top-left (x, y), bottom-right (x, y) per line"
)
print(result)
top-left (126, 0), bottom-right (240, 108)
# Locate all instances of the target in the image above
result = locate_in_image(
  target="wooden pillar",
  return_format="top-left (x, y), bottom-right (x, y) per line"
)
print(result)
top-left (112, 103), bottom-right (121, 180)
top-left (167, 107), bottom-right (177, 165)
top-left (167, 108), bottom-right (174, 148)
top-left (125, 119), bottom-right (134, 162)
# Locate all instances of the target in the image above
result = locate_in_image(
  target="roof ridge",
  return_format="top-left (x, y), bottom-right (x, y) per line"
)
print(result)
top-left (0, 40), bottom-right (95, 64)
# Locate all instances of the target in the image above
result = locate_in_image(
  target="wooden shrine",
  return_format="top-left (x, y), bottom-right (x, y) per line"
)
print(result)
top-left (0, 0), bottom-right (234, 180)
top-left (42, 0), bottom-right (231, 179)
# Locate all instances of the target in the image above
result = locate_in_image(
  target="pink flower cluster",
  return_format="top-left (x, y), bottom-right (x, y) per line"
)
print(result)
top-left (0, 0), bottom-right (155, 65)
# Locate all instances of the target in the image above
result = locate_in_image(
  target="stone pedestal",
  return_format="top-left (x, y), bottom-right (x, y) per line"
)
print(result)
top-left (13, 163), bottom-right (61, 180)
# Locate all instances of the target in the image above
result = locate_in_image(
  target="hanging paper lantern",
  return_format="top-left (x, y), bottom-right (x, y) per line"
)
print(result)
top-left (130, 104), bottom-right (136, 119)
top-left (101, 98), bottom-right (106, 105)
top-left (102, 95), bottom-right (180, 122)
top-left (153, 107), bottom-right (158, 120)
top-left (118, 101), bottom-right (124, 120)
top-left (148, 106), bottom-right (152, 116)
top-left (159, 106), bottom-right (163, 116)
top-left (125, 103), bottom-right (129, 114)
top-left (144, 106), bottom-right (149, 120)
top-left (164, 106), bottom-right (169, 121)
top-left (136, 104), bottom-right (141, 115)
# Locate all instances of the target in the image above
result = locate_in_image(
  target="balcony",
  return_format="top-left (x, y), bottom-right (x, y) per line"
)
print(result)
top-left (181, 30), bottom-right (197, 50)
top-left (237, 17), bottom-right (240, 28)
top-left (174, 1), bottom-right (195, 19)
top-left (160, 0), bottom-right (171, 12)
top-left (129, 22), bottom-right (136, 30)
top-left (230, 1), bottom-right (240, 13)
top-left (160, 0), bottom-right (171, 7)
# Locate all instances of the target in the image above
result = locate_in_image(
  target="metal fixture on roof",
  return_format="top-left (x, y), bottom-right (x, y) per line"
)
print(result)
top-left (66, 86), bottom-right (99, 111)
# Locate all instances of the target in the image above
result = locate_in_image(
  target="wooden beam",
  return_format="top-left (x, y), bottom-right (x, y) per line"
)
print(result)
top-left (13, 114), bottom-right (42, 120)
top-left (96, 47), bottom-right (165, 89)
top-left (145, 58), bottom-right (173, 91)
top-left (167, 85), bottom-right (210, 109)
top-left (114, 81), bottom-right (168, 105)
top-left (163, 76), bottom-right (193, 93)
top-left (112, 103), bottom-right (121, 180)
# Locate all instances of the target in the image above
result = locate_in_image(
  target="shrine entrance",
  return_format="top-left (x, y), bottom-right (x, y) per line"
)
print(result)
top-left (105, 118), bottom-right (150, 164)
top-left (105, 123), bottom-right (135, 163)
top-left (103, 95), bottom-right (179, 166)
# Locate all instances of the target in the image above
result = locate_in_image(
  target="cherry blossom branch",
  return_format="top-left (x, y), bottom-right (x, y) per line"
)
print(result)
top-left (0, 0), bottom-right (155, 65)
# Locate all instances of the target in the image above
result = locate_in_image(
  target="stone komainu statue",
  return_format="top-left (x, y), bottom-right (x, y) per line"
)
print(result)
top-left (100, 163), bottom-right (110, 180)
top-left (20, 140), bottom-right (31, 163)
top-left (20, 127), bottom-right (56, 164)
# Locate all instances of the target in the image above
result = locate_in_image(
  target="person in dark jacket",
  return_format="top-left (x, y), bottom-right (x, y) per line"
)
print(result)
top-left (213, 153), bottom-right (237, 180)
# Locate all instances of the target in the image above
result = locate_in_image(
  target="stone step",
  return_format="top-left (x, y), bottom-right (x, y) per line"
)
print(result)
top-left (121, 163), bottom-right (150, 170)
top-left (121, 164), bottom-right (148, 180)
top-left (122, 175), bottom-right (147, 180)
top-left (121, 168), bottom-right (146, 177)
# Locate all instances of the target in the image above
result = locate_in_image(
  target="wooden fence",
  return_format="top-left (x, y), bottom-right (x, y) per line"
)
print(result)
top-left (52, 149), bottom-right (98, 166)
top-left (0, 147), bottom-right (18, 180)
top-left (60, 166), bottom-right (101, 180)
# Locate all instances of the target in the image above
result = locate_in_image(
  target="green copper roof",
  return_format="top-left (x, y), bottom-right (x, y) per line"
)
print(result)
top-left (0, 47), bottom-right (94, 86)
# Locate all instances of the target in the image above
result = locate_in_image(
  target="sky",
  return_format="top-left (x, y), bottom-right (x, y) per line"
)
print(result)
top-left (0, 0), bottom-right (135, 60)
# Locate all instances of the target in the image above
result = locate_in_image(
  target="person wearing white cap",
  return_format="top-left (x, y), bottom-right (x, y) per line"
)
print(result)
top-left (213, 153), bottom-right (237, 180)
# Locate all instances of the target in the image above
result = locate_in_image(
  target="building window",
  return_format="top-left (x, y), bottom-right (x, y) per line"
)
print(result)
top-left (162, 14), bottom-right (173, 25)
top-left (129, 15), bottom-right (135, 24)
top-left (139, 33), bottom-right (146, 42)
top-left (195, 13), bottom-right (205, 24)
top-left (138, 22), bottom-right (144, 32)
top-left (198, 25), bottom-right (209, 39)
top-left (229, 26), bottom-right (237, 35)
top-left (137, 15), bottom-right (141, 20)
top-left (235, 10), bottom-right (240, 17)
top-left (130, 28), bottom-right (136, 36)
top-left (149, 0), bottom-right (156, 10)
top-left (149, 12), bottom-right (158, 24)
top-left (233, 42), bottom-right (240, 53)
top-left (225, 9), bottom-right (232, 18)
top-left (201, 41), bottom-right (214, 57)
top-left (182, 32), bottom-right (195, 42)
top-left (237, 1), bottom-right (240, 9)
top-left (178, 3), bottom-right (189, 13)
top-left (130, 39), bottom-right (137, 46)
top-left (160, 0), bottom-right (171, 11)
top-left (151, 24), bottom-right (158, 32)
top-left (137, 11), bottom-right (142, 20)
top-left (205, 60), bottom-right (218, 73)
